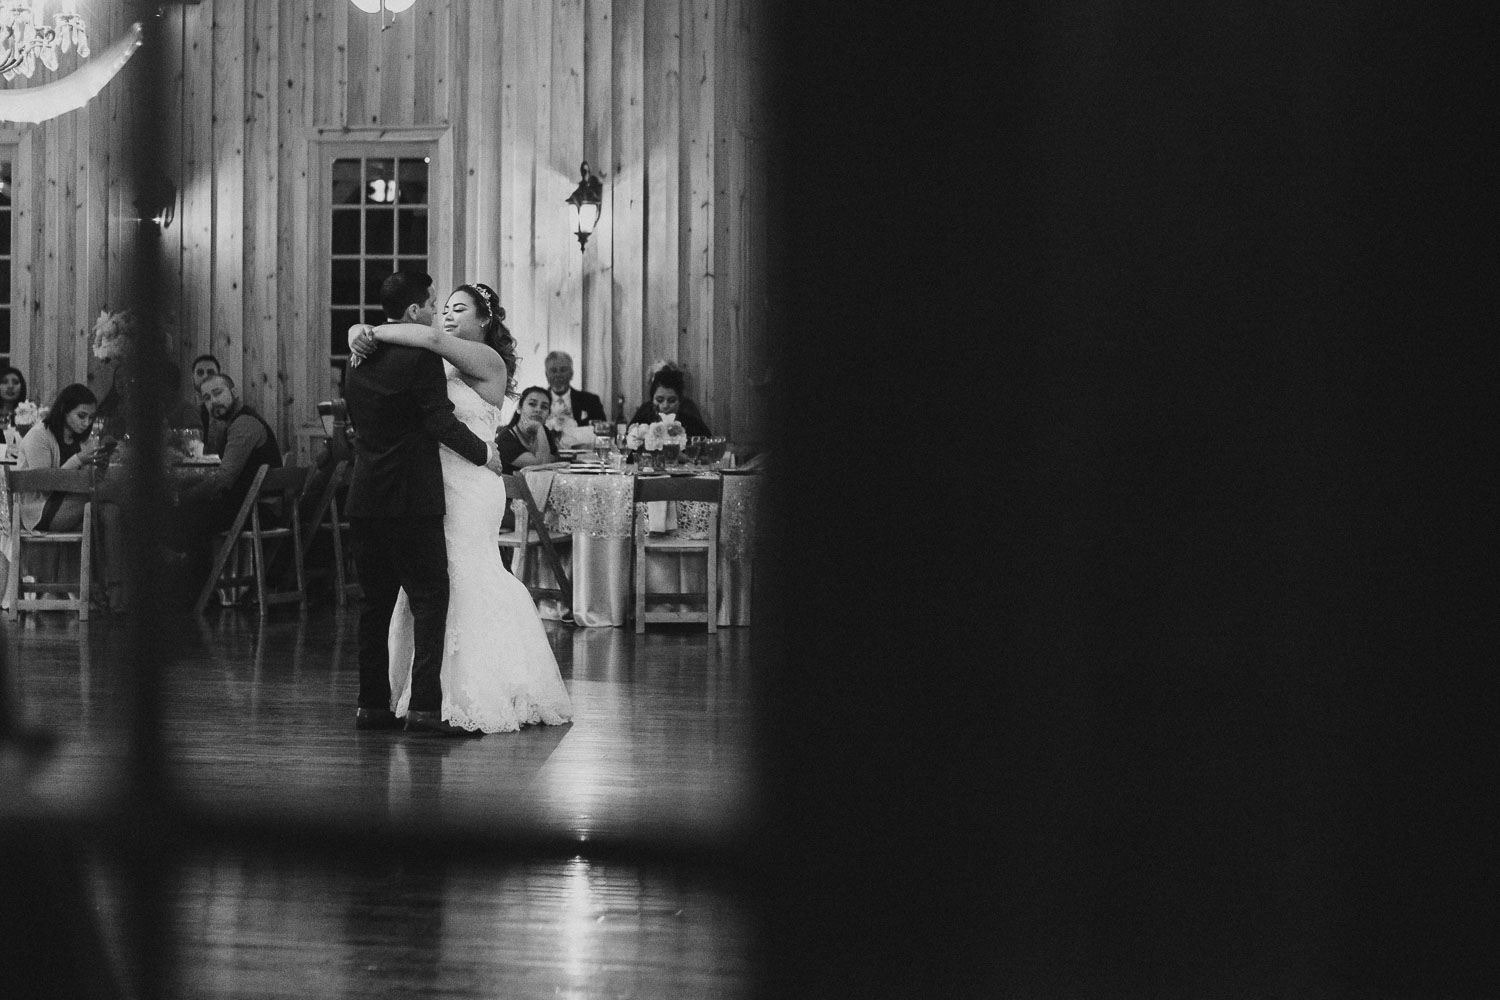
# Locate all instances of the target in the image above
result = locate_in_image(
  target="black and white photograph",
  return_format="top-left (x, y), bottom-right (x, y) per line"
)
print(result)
top-left (3, 1), bottom-right (1491, 998)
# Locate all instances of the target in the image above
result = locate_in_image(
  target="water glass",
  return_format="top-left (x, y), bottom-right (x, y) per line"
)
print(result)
top-left (704, 436), bottom-right (727, 469)
top-left (685, 436), bottom-right (705, 466)
top-left (591, 420), bottom-right (612, 461)
top-left (181, 427), bottom-right (204, 459)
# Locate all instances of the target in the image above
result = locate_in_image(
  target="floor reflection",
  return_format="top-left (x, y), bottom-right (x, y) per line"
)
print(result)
top-left (168, 852), bottom-right (749, 999)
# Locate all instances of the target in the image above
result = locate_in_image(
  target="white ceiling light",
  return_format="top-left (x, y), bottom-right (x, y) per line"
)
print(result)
top-left (0, 20), bottom-right (141, 125)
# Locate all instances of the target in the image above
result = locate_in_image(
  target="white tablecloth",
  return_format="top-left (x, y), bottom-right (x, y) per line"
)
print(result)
top-left (520, 468), bottom-right (762, 627)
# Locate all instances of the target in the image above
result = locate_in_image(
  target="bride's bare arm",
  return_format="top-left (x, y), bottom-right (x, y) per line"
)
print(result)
top-left (347, 321), bottom-right (509, 401)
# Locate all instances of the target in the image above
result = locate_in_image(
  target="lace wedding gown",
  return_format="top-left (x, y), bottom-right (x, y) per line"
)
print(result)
top-left (387, 363), bottom-right (573, 732)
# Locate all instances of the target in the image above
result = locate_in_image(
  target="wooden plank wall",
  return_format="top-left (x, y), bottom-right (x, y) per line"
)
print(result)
top-left (4, 0), bottom-right (772, 449)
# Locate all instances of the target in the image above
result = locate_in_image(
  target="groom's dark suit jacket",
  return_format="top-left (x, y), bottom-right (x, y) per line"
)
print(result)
top-left (343, 345), bottom-right (488, 517)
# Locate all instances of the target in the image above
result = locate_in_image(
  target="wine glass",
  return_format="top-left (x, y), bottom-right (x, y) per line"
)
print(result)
top-left (684, 435), bottom-right (705, 467)
top-left (591, 420), bottom-right (612, 463)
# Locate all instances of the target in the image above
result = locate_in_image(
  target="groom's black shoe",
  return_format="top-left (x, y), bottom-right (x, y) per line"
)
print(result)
top-left (405, 710), bottom-right (483, 737)
top-left (355, 707), bottom-right (404, 731)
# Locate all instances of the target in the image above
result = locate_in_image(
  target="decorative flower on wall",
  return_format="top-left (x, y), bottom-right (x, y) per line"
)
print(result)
top-left (91, 307), bottom-right (136, 362)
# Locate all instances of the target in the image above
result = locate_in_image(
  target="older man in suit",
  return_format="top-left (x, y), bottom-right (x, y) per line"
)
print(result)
top-left (543, 350), bottom-right (607, 432)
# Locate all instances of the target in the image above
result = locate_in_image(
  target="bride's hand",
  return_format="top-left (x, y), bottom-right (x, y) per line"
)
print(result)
top-left (347, 324), bottom-right (378, 366)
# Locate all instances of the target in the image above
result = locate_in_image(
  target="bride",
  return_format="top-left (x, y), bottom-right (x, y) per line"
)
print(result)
top-left (350, 283), bottom-right (572, 733)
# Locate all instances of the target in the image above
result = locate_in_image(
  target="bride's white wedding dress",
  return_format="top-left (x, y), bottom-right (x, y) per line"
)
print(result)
top-left (387, 363), bottom-right (573, 732)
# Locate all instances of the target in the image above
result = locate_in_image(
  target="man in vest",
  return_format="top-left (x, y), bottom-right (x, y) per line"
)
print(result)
top-left (177, 372), bottom-right (283, 535)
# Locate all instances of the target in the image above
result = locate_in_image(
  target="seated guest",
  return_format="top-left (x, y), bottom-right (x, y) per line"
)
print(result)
top-left (191, 353), bottom-right (221, 437)
top-left (168, 374), bottom-right (284, 599)
top-left (0, 365), bottom-right (28, 431)
top-left (161, 361), bottom-right (207, 431)
top-left (15, 384), bottom-right (102, 532)
top-left (96, 359), bottom-right (202, 442)
top-left (543, 350), bottom-right (607, 431)
top-left (629, 363), bottom-right (712, 438)
top-left (11, 386), bottom-right (101, 604)
top-left (497, 386), bottom-right (563, 473)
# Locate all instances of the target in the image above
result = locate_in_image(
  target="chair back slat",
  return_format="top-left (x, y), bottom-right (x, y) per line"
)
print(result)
top-left (632, 475), bottom-right (721, 504)
top-left (5, 468), bottom-right (96, 495)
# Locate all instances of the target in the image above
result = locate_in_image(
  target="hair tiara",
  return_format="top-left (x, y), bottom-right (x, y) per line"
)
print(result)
top-left (465, 283), bottom-right (505, 323)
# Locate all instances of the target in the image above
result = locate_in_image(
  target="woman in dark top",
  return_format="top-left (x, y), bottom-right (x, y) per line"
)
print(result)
top-left (496, 386), bottom-right (564, 473)
top-left (628, 365), bottom-right (712, 438)
top-left (0, 366), bottom-right (27, 428)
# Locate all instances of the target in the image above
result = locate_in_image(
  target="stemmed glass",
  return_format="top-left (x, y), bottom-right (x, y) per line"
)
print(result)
top-left (684, 435), bottom-right (705, 467)
top-left (591, 420), bottom-right (612, 463)
top-left (704, 436), bottom-right (728, 470)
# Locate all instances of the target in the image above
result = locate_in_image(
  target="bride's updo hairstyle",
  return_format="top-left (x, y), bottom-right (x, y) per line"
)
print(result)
top-left (456, 282), bottom-right (518, 398)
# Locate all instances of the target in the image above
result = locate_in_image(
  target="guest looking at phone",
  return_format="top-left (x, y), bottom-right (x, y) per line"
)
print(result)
top-left (14, 384), bottom-right (101, 533)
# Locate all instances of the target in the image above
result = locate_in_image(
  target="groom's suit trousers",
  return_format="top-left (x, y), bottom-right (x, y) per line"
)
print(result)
top-left (350, 514), bottom-right (450, 713)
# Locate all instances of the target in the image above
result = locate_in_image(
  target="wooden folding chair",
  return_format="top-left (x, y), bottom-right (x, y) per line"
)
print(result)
top-left (632, 475), bottom-right (720, 634)
top-left (297, 459), bottom-right (359, 606)
top-left (498, 474), bottom-right (572, 611)
top-left (5, 468), bottom-right (95, 622)
top-left (194, 464), bottom-right (311, 615)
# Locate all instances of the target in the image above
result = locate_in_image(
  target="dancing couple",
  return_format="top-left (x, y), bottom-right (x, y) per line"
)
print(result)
top-left (344, 271), bottom-right (572, 736)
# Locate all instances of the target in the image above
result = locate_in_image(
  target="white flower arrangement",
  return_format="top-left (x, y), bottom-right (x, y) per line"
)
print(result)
top-left (628, 413), bottom-right (686, 452)
top-left (91, 307), bottom-right (137, 362)
top-left (12, 399), bottom-right (41, 427)
top-left (545, 396), bottom-right (575, 433)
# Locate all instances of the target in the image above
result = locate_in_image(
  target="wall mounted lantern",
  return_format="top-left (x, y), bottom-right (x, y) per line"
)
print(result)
top-left (565, 161), bottom-right (603, 251)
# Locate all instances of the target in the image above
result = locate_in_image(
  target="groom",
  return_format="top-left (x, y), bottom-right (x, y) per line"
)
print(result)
top-left (344, 270), bottom-right (505, 737)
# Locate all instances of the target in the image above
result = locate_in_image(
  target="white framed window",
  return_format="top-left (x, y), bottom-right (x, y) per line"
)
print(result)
top-left (313, 136), bottom-right (438, 393)
top-left (1, 150), bottom-right (13, 369)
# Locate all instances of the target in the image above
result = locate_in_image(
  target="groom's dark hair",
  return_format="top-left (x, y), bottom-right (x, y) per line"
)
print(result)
top-left (379, 270), bottom-right (434, 321)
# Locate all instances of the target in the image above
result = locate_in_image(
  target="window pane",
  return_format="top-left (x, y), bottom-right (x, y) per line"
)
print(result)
top-left (397, 209), bottom-right (427, 254)
top-left (0, 308), bottom-right (10, 355)
top-left (0, 262), bottom-right (9, 301)
top-left (365, 159), bottom-right (395, 204)
top-left (331, 209), bottom-right (360, 254)
top-left (331, 259), bottom-right (360, 307)
top-left (365, 260), bottom-right (395, 306)
top-left (396, 257), bottom-right (428, 279)
top-left (331, 308), bottom-right (362, 357)
top-left (332, 158), bottom-right (361, 205)
top-left (396, 158), bottom-right (429, 204)
top-left (364, 308), bottom-right (386, 329)
top-left (365, 209), bottom-right (394, 255)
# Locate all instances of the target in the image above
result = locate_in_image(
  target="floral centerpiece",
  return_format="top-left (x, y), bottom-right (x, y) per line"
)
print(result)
top-left (92, 307), bottom-right (137, 362)
top-left (626, 413), bottom-right (687, 469)
top-left (12, 399), bottom-right (42, 429)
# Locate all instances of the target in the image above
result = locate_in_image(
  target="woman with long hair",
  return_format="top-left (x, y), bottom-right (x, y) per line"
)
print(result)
top-left (0, 366), bottom-right (27, 429)
top-left (497, 386), bottom-right (564, 472)
top-left (16, 383), bottom-right (100, 532)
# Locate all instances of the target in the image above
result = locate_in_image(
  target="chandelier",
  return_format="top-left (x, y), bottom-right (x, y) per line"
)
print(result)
top-left (1, 0), bottom-right (89, 81)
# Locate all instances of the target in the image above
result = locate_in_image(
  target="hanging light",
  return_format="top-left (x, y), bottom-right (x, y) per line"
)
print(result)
top-left (349, 0), bottom-right (418, 14)
top-left (1, 0), bottom-right (90, 81)
top-left (0, 19), bottom-right (139, 125)
top-left (565, 161), bottom-right (603, 252)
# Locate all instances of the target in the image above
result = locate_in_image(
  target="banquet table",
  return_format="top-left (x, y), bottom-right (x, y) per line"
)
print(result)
top-left (519, 466), bottom-right (762, 628)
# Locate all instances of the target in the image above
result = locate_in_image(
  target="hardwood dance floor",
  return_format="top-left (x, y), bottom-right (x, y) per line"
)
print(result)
top-left (4, 606), bottom-right (757, 999)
